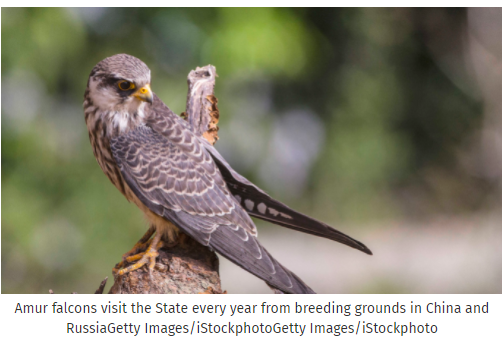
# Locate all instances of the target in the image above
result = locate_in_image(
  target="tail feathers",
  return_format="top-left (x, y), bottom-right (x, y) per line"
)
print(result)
top-left (209, 225), bottom-right (316, 294)
top-left (243, 194), bottom-right (372, 255)
top-left (207, 144), bottom-right (372, 255)
top-left (166, 209), bottom-right (316, 294)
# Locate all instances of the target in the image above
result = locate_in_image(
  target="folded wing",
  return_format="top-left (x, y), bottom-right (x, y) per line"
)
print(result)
top-left (110, 125), bottom-right (315, 293)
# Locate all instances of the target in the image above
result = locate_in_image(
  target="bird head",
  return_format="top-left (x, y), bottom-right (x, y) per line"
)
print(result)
top-left (86, 54), bottom-right (153, 113)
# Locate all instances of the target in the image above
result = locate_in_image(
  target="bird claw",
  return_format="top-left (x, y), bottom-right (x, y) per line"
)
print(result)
top-left (113, 231), bottom-right (163, 276)
top-left (118, 227), bottom-right (155, 263)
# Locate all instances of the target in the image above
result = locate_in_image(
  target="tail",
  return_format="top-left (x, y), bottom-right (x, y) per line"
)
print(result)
top-left (208, 149), bottom-right (372, 255)
top-left (210, 225), bottom-right (316, 294)
top-left (167, 210), bottom-right (316, 294)
top-left (233, 187), bottom-right (372, 255)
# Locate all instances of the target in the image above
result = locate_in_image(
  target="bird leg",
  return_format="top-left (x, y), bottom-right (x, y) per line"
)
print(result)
top-left (121, 226), bottom-right (155, 260)
top-left (113, 227), bottom-right (164, 276)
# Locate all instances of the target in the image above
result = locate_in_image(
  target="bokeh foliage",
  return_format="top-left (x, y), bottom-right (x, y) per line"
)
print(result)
top-left (2, 8), bottom-right (491, 293)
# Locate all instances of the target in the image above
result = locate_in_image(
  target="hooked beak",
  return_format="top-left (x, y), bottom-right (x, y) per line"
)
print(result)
top-left (133, 84), bottom-right (153, 104)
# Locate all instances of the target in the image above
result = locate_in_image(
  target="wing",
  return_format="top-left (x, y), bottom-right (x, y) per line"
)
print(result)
top-left (110, 125), bottom-right (315, 293)
top-left (204, 143), bottom-right (372, 255)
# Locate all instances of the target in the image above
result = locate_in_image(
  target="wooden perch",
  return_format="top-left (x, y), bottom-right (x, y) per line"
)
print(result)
top-left (183, 65), bottom-right (220, 145)
top-left (108, 65), bottom-right (223, 294)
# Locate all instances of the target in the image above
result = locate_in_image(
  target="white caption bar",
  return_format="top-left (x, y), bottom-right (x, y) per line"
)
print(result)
top-left (1, 294), bottom-right (500, 338)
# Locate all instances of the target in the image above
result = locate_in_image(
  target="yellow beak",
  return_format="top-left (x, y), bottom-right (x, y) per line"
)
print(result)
top-left (133, 84), bottom-right (153, 104)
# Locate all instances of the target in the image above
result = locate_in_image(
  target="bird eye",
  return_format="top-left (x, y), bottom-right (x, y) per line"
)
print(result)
top-left (118, 80), bottom-right (135, 91)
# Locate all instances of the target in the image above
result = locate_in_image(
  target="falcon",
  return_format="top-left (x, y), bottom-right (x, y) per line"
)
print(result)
top-left (84, 54), bottom-right (371, 294)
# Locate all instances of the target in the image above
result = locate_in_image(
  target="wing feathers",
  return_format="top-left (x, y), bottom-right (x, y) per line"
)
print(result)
top-left (207, 146), bottom-right (372, 255)
top-left (167, 211), bottom-right (315, 294)
top-left (111, 124), bottom-right (316, 293)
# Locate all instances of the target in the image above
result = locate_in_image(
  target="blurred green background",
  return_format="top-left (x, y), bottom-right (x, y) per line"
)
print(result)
top-left (2, 8), bottom-right (501, 294)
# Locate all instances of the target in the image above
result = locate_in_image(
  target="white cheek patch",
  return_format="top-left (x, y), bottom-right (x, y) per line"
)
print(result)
top-left (89, 79), bottom-right (120, 111)
top-left (89, 77), bottom-right (148, 136)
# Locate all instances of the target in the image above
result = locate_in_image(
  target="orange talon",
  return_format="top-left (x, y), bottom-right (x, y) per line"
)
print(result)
top-left (125, 253), bottom-right (145, 263)
top-left (112, 227), bottom-right (155, 275)
top-left (120, 227), bottom-right (155, 260)
top-left (114, 232), bottom-right (164, 276)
